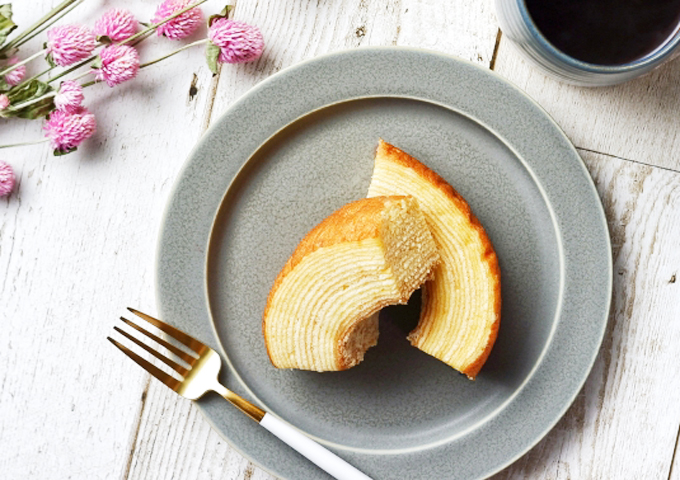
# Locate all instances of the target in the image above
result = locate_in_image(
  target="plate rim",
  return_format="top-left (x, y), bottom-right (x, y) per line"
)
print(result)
top-left (155, 46), bottom-right (612, 479)
top-left (203, 93), bottom-right (567, 455)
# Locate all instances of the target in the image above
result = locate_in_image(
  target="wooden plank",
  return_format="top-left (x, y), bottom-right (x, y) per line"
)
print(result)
top-left (671, 430), bottom-right (680, 480)
top-left (493, 39), bottom-right (680, 172)
top-left (491, 150), bottom-right (680, 479)
top-left (127, 0), bottom-right (500, 479)
top-left (209, 0), bottom-right (500, 118)
top-left (126, 382), bottom-right (276, 480)
top-left (396, 0), bottom-right (499, 65)
top-left (0, 1), bottom-right (219, 478)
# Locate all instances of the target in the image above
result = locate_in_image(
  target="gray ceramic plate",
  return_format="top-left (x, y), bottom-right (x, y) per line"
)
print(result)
top-left (156, 48), bottom-right (611, 480)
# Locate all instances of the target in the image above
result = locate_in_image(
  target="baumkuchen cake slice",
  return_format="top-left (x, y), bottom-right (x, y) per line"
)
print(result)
top-left (367, 140), bottom-right (501, 379)
top-left (263, 196), bottom-right (440, 371)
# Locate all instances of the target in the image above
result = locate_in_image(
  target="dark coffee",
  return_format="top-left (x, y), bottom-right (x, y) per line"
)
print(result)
top-left (525, 0), bottom-right (680, 65)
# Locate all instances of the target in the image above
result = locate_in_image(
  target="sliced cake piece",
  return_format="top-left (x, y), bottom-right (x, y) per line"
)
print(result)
top-left (368, 140), bottom-right (501, 379)
top-left (263, 196), bottom-right (440, 371)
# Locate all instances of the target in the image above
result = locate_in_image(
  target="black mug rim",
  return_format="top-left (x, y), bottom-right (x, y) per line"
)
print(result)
top-left (518, 0), bottom-right (680, 73)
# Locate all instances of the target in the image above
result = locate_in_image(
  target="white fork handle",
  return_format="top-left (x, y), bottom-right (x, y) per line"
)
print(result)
top-left (260, 413), bottom-right (373, 480)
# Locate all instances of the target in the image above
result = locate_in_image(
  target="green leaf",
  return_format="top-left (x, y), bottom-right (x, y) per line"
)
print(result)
top-left (7, 78), bottom-right (52, 102)
top-left (207, 4), bottom-right (233, 27)
top-left (205, 42), bottom-right (220, 74)
top-left (53, 146), bottom-right (76, 156)
top-left (44, 42), bottom-right (56, 67)
top-left (0, 4), bottom-right (17, 48)
top-left (14, 95), bottom-right (55, 119)
top-left (6, 78), bottom-right (55, 119)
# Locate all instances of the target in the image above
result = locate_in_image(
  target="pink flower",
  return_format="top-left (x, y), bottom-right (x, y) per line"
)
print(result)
top-left (0, 94), bottom-right (9, 111)
top-left (94, 8), bottom-right (138, 42)
top-left (5, 56), bottom-right (26, 86)
top-left (94, 45), bottom-right (140, 87)
top-left (208, 18), bottom-right (263, 64)
top-left (54, 80), bottom-right (84, 114)
top-left (46, 25), bottom-right (96, 67)
top-left (44, 107), bottom-right (96, 154)
top-left (0, 161), bottom-right (16, 197)
top-left (152, 0), bottom-right (203, 40)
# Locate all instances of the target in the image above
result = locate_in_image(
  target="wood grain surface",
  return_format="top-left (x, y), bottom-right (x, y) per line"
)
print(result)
top-left (1, 1), bottom-right (221, 479)
top-left (494, 38), bottom-right (680, 172)
top-left (1, 1), bottom-right (679, 479)
top-left (491, 151), bottom-right (680, 479)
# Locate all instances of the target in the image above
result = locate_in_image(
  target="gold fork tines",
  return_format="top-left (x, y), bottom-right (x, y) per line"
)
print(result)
top-left (107, 308), bottom-right (265, 422)
top-left (113, 325), bottom-right (189, 376)
top-left (108, 336), bottom-right (182, 390)
top-left (119, 316), bottom-right (197, 364)
top-left (127, 308), bottom-right (208, 355)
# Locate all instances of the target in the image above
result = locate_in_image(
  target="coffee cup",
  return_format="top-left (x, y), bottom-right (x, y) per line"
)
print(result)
top-left (495, 0), bottom-right (680, 86)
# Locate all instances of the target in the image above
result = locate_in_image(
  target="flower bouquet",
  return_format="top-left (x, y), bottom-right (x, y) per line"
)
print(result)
top-left (0, 0), bottom-right (264, 197)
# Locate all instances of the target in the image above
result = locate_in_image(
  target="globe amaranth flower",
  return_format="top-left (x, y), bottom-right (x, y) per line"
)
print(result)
top-left (0, 94), bottom-right (9, 111)
top-left (4, 56), bottom-right (26, 86)
top-left (94, 8), bottom-right (138, 42)
top-left (44, 107), bottom-right (96, 154)
top-left (46, 25), bottom-right (97, 67)
top-left (94, 45), bottom-right (140, 87)
top-left (152, 0), bottom-right (203, 40)
top-left (54, 80), bottom-right (84, 114)
top-left (0, 161), bottom-right (16, 197)
top-left (208, 18), bottom-right (264, 64)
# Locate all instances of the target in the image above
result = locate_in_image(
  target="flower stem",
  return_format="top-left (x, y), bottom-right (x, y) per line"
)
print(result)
top-left (69, 69), bottom-right (92, 82)
top-left (121, 0), bottom-right (209, 46)
top-left (13, 0), bottom-right (86, 50)
top-left (47, 0), bottom-right (208, 85)
top-left (129, 30), bottom-right (155, 47)
top-left (48, 55), bottom-right (94, 84)
top-left (18, 66), bottom-right (55, 87)
top-left (6, 91), bottom-right (56, 112)
top-left (0, 138), bottom-right (50, 149)
top-left (139, 39), bottom-right (208, 69)
top-left (0, 49), bottom-right (45, 77)
top-left (1, 0), bottom-right (80, 54)
top-left (7, 70), bottom-right (91, 112)
top-left (50, 37), bottom-right (207, 91)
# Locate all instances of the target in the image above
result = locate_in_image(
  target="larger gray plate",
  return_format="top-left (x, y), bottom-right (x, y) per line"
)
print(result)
top-left (156, 48), bottom-right (612, 480)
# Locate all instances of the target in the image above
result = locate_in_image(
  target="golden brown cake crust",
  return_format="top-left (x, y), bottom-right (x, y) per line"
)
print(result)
top-left (263, 196), bottom-right (409, 366)
top-left (282, 196), bottom-right (408, 276)
top-left (377, 140), bottom-right (501, 379)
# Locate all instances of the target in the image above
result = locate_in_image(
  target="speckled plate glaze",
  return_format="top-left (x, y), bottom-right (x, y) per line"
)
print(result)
top-left (156, 48), bottom-right (611, 480)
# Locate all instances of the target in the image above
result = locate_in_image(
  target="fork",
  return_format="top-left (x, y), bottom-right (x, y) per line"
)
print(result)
top-left (108, 308), bottom-right (372, 480)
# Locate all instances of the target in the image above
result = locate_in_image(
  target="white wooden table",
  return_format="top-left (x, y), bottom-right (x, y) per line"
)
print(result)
top-left (2, 1), bottom-right (679, 479)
